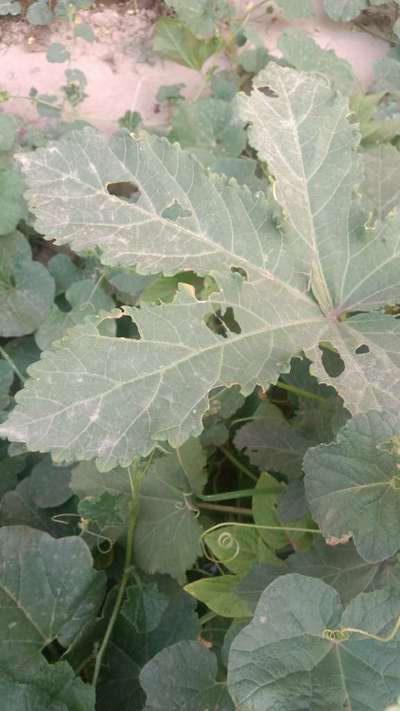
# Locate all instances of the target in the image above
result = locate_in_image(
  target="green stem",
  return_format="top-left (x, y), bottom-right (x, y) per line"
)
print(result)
top-left (198, 486), bottom-right (281, 502)
top-left (92, 453), bottom-right (155, 687)
top-left (0, 345), bottom-right (26, 383)
top-left (235, 0), bottom-right (269, 28)
top-left (7, 93), bottom-right (63, 113)
top-left (276, 381), bottom-right (326, 403)
top-left (199, 610), bottom-right (217, 626)
top-left (221, 446), bottom-right (258, 482)
top-left (198, 502), bottom-right (253, 516)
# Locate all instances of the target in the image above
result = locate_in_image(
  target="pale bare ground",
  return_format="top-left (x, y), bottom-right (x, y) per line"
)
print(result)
top-left (0, 0), bottom-right (390, 131)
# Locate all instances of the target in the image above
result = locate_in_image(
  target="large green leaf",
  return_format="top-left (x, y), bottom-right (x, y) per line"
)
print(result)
top-left (170, 98), bottom-right (247, 165)
top-left (97, 576), bottom-right (199, 711)
top-left (0, 526), bottom-right (105, 670)
top-left (3, 67), bottom-right (400, 466)
top-left (140, 640), bottom-right (233, 710)
top-left (0, 659), bottom-right (95, 710)
top-left (304, 409), bottom-right (400, 562)
top-left (134, 439), bottom-right (206, 581)
top-left (71, 440), bottom-right (205, 579)
top-left (228, 574), bottom-right (400, 710)
top-left (237, 539), bottom-right (400, 610)
top-left (278, 29), bottom-right (357, 94)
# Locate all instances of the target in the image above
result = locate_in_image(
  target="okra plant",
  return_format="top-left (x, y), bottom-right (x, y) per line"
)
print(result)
top-left (1, 0), bottom-right (400, 709)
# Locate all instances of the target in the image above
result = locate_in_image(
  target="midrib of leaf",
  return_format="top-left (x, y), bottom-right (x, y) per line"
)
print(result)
top-left (314, 479), bottom-right (395, 497)
top-left (273, 71), bottom-right (333, 314)
top-left (334, 645), bottom-right (352, 711)
top-left (26, 312), bottom-right (325, 417)
top-left (238, 65), bottom-right (363, 318)
top-left (0, 579), bottom-right (49, 644)
top-left (22, 130), bottom-right (312, 307)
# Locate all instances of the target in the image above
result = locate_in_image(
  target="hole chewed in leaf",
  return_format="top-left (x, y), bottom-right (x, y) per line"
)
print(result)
top-left (204, 306), bottom-right (241, 338)
top-left (231, 266), bottom-right (248, 280)
top-left (320, 343), bottom-right (345, 378)
top-left (258, 85), bottom-right (279, 98)
top-left (161, 200), bottom-right (192, 221)
top-left (355, 344), bottom-right (370, 355)
top-left (106, 181), bottom-right (140, 203)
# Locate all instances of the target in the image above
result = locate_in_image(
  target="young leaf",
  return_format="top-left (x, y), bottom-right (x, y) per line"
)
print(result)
top-left (304, 409), bottom-right (400, 562)
top-left (46, 41), bottom-right (71, 63)
top-left (0, 526), bottom-right (105, 670)
top-left (185, 575), bottom-right (251, 618)
top-left (74, 21), bottom-right (95, 42)
top-left (170, 97), bottom-right (247, 163)
top-left (228, 574), bottom-right (400, 710)
top-left (164, 0), bottom-right (232, 37)
top-left (140, 640), bottom-right (233, 710)
top-left (153, 17), bottom-right (221, 69)
top-left (203, 521), bottom-right (278, 576)
top-left (156, 83), bottom-right (185, 103)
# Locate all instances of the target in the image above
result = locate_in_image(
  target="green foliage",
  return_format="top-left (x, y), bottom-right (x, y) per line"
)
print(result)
top-left (164, 0), bottom-right (233, 38)
top-left (140, 640), bottom-right (233, 710)
top-left (0, 0), bottom-right (20, 15)
top-left (278, 28), bottom-right (357, 94)
top-left (228, 574), bottom-right (400, 710)
top-left (47, 42), bottom-right (71, 63)
top-left (275, 0), bottom-right (314, 18)
top-left (304, 410), bottom-right (400, 561)
top-left (323, 0), bottom-right (393, 21)
top-left (153, 17), bottom-right (221, 69)
top-left (1, 3), bottom-right (400, 707)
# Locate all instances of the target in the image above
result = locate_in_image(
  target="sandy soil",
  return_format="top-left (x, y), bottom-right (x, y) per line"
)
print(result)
top-left (0, 0), bottom-right (390, 132)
